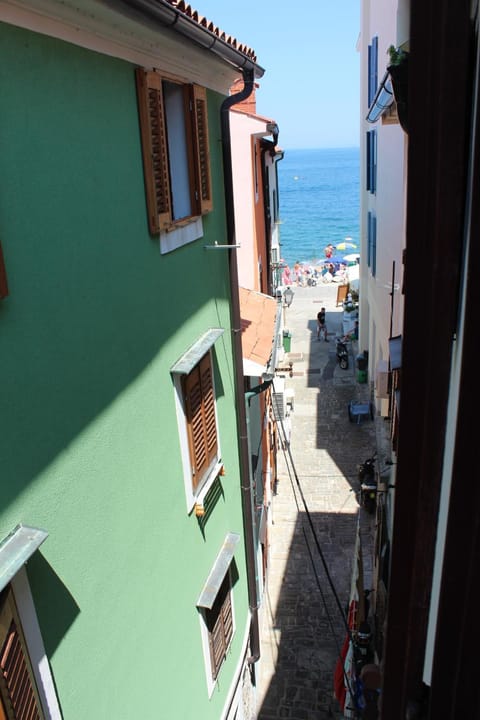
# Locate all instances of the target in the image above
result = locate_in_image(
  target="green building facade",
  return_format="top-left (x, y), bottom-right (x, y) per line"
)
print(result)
top-left (0, 7), bottom-right (260, 718)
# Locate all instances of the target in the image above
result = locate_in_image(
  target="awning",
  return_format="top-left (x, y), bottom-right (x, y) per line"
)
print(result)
top-left (366, 71), bottom-right (395, 123)
top-left (197, 532), bottom-right (240, 609)
top-left (389, 335), bottom-right (402, 370)
top-left (170, 328), bottom-right (224, 375)
top-left (239, 287), bottom-right (279, 377)
top-left (0, 524), bottom-right (48, 593)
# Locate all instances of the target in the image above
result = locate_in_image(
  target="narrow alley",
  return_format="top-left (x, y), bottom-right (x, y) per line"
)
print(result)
top-left (257, 281), bottom-right (379, 720)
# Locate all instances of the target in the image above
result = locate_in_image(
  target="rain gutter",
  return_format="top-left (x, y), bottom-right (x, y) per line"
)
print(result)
top-left (110, 0), bottom-right (265, 78)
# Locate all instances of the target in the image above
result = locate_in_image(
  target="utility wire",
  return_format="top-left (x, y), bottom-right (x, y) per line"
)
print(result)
top-left (272, 403), bottom-right (362, 716)
top-left (274, 404), bottom-right (353, 640)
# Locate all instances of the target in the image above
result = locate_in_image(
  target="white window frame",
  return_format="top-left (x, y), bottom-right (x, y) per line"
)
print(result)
top-left (198, 569), bottom-right (236, 697)
top-left (172, 345), bottom-right (223, 513)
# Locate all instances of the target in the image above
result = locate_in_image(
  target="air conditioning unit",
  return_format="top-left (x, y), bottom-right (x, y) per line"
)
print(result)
top-left (272, 376), bottom-right (286, 421)
top-left (376, 359), bottom-right (389, 399)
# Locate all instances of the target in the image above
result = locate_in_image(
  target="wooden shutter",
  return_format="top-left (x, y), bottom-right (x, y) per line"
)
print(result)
top-left (135, 69), bottom-right (172, 233)
top-left (0, 242), bottom-right (8, 300)
top-left (206, 574), bottom-right (233, 680)
top-left (183, 354), bottom-right (218, 490)
top-left (191, 85), bottom-right (213, 215)
top-left (0, 589), bottom-right (44, 720)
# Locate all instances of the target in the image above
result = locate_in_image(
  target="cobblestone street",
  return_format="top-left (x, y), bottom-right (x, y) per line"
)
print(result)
top-left (257, 281), bottom-right (378, 720)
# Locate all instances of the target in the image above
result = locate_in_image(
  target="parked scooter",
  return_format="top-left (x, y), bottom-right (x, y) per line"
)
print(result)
top-left (358, 454), bottom-right (377, 514)
top-left (335, 336), bottom-right (349, 369)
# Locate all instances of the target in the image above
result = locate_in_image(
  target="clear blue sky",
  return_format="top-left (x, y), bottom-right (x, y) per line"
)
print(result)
top-left (195, 0), bottom-right (360, 150)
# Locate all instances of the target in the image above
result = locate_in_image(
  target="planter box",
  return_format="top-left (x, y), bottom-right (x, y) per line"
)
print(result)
top-left (388, 58), bottom-right (408, 133)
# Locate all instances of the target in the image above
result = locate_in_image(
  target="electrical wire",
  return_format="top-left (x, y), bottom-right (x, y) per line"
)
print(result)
top-left (272, 403), bottom-right (362, 717)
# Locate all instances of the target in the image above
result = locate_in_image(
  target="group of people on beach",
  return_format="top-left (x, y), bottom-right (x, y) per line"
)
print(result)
top-left (282, 261), bottom-right (318, 287)
top-left (281, 241), bottom-right (353, 287)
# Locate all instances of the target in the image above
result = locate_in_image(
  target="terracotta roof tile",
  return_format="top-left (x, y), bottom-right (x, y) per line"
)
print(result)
top-left (239, 287), bottom-right (277, 369)
top-left (165, 0), bottom-right (257, 61)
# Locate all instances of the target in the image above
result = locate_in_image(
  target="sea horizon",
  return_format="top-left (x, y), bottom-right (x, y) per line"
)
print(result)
top-left (277, 146), bottom-right (360, 269)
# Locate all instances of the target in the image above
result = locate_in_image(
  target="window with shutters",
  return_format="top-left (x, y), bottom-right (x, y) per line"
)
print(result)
top-left (172, 346), bottom-right (223, 513)
top-left (135, 68), bottom-right (213, 237)
top-left (182, 353), bottom-right (218, 493)
top-left (0, 585), bottom-right (44, 720)
top-left (205, 572), bottom-right (233, 682)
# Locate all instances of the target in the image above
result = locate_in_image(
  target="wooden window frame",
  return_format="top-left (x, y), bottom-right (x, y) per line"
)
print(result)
top-left (135, 68), bottom-right (213, 235)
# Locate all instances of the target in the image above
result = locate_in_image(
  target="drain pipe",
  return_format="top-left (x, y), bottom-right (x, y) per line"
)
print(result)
top-left (220, 68), bottom-right (262, 663)
top-left (245, 377), bottom-right (274, 615)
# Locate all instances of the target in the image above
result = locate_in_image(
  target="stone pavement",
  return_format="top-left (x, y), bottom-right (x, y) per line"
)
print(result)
top-left (256, 281), bottom-right (378, 720)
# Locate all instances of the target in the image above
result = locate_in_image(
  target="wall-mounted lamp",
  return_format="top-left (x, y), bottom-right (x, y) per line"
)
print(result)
top-left (283, 287), bottom-right (294, 308)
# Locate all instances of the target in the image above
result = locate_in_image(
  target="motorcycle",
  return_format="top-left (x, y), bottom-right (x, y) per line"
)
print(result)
top-left (358, 454), bottom-right (377, 514)
top-left (335, 337), bottom-right (349, 369)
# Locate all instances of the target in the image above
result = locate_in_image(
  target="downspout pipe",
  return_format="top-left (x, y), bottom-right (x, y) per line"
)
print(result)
top-left (220, 68), bottom-right (263, 663)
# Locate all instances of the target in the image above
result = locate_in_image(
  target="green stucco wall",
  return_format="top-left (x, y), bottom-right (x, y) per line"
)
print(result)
top-left (0, 22), bottom-right (248, 719)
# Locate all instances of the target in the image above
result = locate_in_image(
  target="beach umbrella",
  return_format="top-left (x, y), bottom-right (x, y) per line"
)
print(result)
top-left (336, 240), bottom-right (357, 251)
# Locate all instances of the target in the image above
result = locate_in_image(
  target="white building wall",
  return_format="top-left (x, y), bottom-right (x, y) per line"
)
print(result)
top-left (230, 111), bottom-right (259, 290)
top-left (360, 0), bottom-right (407, 402)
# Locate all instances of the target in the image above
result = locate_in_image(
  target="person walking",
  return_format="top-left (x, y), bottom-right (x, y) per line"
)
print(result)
top-left (317, 307), bottom-right (329, 341)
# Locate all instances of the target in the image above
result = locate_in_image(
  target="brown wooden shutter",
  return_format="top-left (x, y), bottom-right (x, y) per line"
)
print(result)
top-left (0, 242), bottom-right (8, 300)
top-left (206, 574), bottom-right (232, 680)
top-left (183, 354), bottom-right (218, 490)
top-left (191, 85), bottom-right (213, 215)
top-left (0, 590), bottom-right (44, 720)
top-left (135, 69), bottom-right (172, 233)
top-left (199, 354), bottom-right (218, 467)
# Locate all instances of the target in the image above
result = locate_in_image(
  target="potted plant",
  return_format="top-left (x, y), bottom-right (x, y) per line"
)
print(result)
top-left (387, 45), bottom-right (409, 133)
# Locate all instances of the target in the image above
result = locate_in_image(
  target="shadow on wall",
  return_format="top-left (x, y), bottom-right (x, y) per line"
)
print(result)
top-left (27, 552), bottom-right (80, 656)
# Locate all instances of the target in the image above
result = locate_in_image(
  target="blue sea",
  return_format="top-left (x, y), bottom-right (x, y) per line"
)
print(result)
top-left (277, 147), bottom-right (360, 268)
